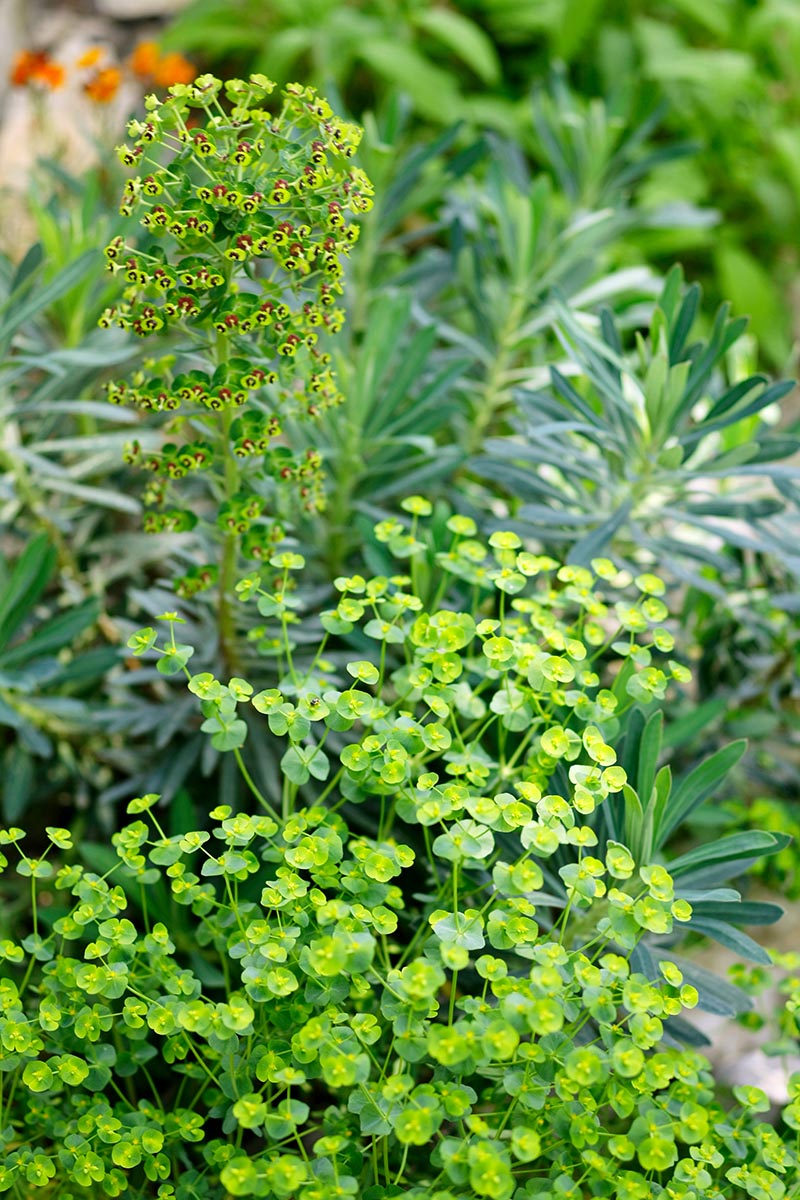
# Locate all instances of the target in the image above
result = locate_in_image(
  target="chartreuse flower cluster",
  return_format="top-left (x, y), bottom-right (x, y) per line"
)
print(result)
top-left (1, 804), bottom-right (799, 1200)
top-left (0, 504), bottom-right (793, 1196)
top-left (100, 74), bottom-right (372, 597)
top-left (136, 501), bottom-right (687, 829)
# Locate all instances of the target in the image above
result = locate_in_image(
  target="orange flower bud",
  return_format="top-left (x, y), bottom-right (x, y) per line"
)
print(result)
top-left (11, 50), bottom-right (41, 86)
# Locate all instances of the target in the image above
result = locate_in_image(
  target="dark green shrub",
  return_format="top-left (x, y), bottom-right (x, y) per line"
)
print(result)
top-left (163, 0), bottom-right (800, 366)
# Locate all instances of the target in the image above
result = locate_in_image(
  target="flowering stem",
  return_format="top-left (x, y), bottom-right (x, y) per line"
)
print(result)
top-left (233, 747), bottom-right (280, 822)
top-left (216, 333), bottom-right (241, 676)
top-left (393, 1144), bottom-right (409, 1187)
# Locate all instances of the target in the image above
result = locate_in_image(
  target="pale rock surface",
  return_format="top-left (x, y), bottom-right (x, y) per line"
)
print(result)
top-left (687, 891), bottom-right (800, 1104)
top-left (0, 0), bottom-right (27, 113)
top-left (95, 0), bottom-right (188, 15)
top-left (0, 0), bottom-right (163, 249)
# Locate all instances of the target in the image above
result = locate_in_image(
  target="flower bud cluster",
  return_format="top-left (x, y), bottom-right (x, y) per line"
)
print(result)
top-left (99, 74), bottom-right (370, 552)
top-left (101, 74), bottom-right (369, 354)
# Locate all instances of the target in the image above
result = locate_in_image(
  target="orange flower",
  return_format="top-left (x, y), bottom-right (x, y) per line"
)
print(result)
top-left (76, 47), bottom-right (104, 70)
top-left (84, 65), bottom-right (122, 103)
top-left (11, 50), bottom-right (43, 85)
top-left (152, 51), bottom-right (196, 87)
top-left (10, 49), bottom-right (64, 89)
top-left (37, 60), bottom-right (65, 89)
top-left (128, 40), bottom-right (160, 80)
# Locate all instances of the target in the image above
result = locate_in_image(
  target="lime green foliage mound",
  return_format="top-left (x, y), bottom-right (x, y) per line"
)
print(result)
top-left (2, 810), bottom-right (799, 1199)
top-left (3, 509), bottom-right (798, 1196)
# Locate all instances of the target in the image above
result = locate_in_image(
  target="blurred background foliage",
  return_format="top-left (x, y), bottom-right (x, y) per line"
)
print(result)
top-left (164, 0), bottom-right (800, 370)
top-left (0, 0), bottom-right (798, 907)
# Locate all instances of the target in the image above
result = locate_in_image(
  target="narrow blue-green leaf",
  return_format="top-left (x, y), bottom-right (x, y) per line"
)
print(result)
top-left (569, 500), bottom-right (633, 563)
top-left (414, 8), bottom-right (501, 84)
top-left (669, 830), bottom-right (791, 877)
top-left (689, 918), bottom-right (772, 965)
top-left (668, 282), bottom-right (700, 361)
top-left (0, 536), bottom-right (56, 652)
top-left (636, 711), bottom-right (663, 807)
top-left (9, 243), bottom-right (44, 296)
top-left (656, 741), bottom-right (747, 848)
top-left (660, 697), bottom-right (727, 750)
top-left (0, 598), bottom-right (99, 670)
top-left (689, 900), bottom-right (783, 925)
top-left (0, 249), bottom-right (97, 353)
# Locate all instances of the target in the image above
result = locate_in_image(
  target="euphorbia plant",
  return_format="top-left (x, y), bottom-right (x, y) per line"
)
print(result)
top-left (101, 73), bottom-right (372, 667)
top-left (1, 507), bottom-right (799, 1197)
top-left (2, 72), bottom-right (799, 1200)
top-left (132, 503), bottom-right (789, 1009)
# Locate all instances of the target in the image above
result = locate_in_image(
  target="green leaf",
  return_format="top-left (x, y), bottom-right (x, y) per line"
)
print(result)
top-left (669, 0), bottom-right (731, 35)
top-left (161, 8), bottom-right (265, 54)
top-left (22, 1061), bottom-right (55, 1093)
top-left (689, 917), bottom-right (772, 966)
top-left (220, 1157), bottom-right (260, 1197)
top-left (666, 954), bottom-right (752, 1017)
top-left (656, 741), bottom-right (746, 848)
top-left (660, 697), bottom-right (727, 750)
top-left (10, 242), bottom-right (44, 294)
top-left (156, 644), bottom-right (194, 675)
top-left (714, 243), bottom-right (788, 366)
top-left (636, 711), bottom-right (663, 809)
top-left (669, 830), bottom-right (792, 877)
top-left (0, 536), bottom-right (56, 653)
top-left (688, 900), bottom-right (782, 925)
top-left (667, 278), bottom-right (700, 361)
top-left (431, 909), bottom-right (486, 950)
top-left (570, 500), bottom-right (634, 563)
top-left (622, 783), bottom-right (647, 863)
top-left (357, 39), bottom-right (461, 123)
top-left (0, 249), bottom-right (97, 356)
top-left (210, 719), bottom-right (248, 752)
top-left (0, 598), bottom-right (99, 670)
top-left (649, 767), bottom-right (672, 847)
top-left (684, 379), bottom-right (794, 447)
top-left (281, 746), bottom-right (310, 786)
top-left (414, 9), bottom-right (501, 84)
top-left (394, 1096), bottom-right (444, 1145)
top-left (26, 475), bottom-right (140, 513)
top-left (127, 628), bottom-right (157, 656)
top-left (0, 745), bottom-right (35, 823)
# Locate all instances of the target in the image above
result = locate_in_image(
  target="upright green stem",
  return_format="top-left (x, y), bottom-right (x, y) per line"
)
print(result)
top-left (349, 190), bottom-right (381, 337)
top-left (233, 747), bottom-right (281, 822)
top-left (325, 415), bottom-right (363, 578)
top-left (464, 290), bottom-right (527, 455)
top-left (216, 334), bottom-right (241, 676)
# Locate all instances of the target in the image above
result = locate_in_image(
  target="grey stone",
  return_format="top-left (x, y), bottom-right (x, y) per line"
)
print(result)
top-left (94, 0), bottom-right (188, 18)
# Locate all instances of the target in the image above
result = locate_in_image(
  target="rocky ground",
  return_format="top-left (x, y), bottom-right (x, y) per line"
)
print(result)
top-left (687, 890), bottom-right (800, 1104)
